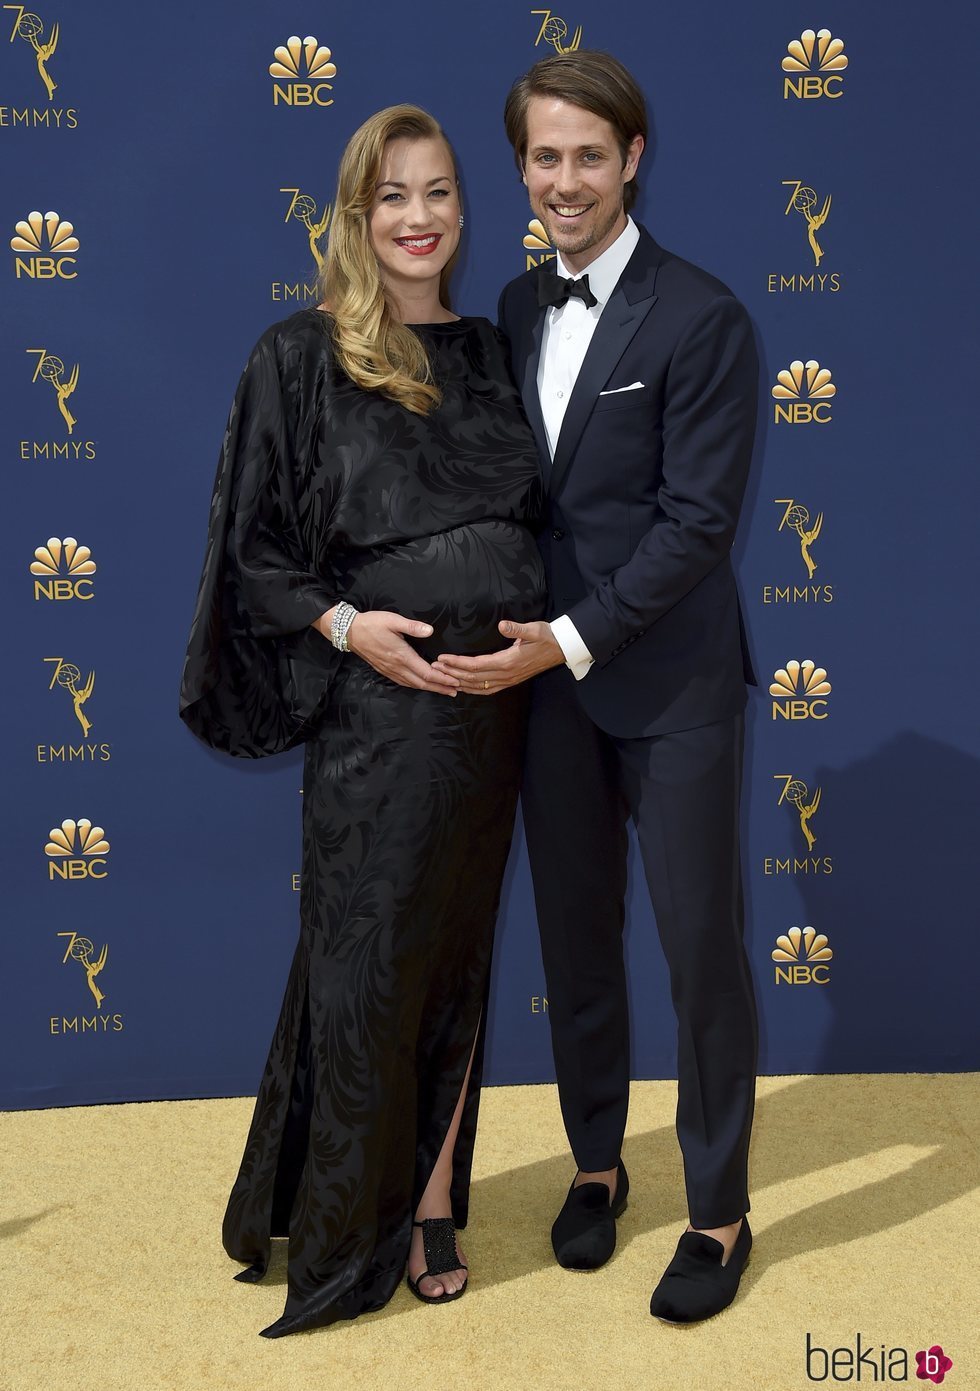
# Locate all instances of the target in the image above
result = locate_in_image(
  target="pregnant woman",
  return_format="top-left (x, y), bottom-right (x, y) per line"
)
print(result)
top-left (179, 105), bottom-right (545, 1338)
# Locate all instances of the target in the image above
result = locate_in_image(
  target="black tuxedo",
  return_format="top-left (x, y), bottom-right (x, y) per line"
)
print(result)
top-left (498, 224), bottom-right (760, 1227)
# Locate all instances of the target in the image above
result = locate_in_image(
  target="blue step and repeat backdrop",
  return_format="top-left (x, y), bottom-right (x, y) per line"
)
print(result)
top-left (3, 2), bottom-right (978, 1109)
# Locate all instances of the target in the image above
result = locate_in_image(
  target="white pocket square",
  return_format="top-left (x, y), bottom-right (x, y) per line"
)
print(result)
top-left (599, 381), bottom-right (645, 395)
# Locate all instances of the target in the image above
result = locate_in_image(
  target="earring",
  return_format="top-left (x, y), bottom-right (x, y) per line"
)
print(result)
top-left (458, 214), bottom-right (465, 229)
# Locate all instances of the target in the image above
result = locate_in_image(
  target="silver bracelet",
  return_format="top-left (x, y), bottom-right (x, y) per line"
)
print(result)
top-left (329, 600), bottom-right (358, 652)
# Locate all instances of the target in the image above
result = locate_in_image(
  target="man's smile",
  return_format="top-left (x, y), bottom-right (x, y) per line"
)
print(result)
top-left (549, 202), bottom-right (595, 221)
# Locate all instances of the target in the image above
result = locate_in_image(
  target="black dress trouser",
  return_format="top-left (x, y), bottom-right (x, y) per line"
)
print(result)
top-left (521, 666), bottom-right (759, 1229)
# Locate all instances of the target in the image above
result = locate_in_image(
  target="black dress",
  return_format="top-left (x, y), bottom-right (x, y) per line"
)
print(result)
top-left (179, 308), bottom-right (546, 1338)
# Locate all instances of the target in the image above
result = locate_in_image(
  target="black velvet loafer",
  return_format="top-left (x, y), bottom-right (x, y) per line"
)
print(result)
top-left (650, 1217), bottom-right (752, 1322)
top-left (551, 1160), bottom-right (629, 1270)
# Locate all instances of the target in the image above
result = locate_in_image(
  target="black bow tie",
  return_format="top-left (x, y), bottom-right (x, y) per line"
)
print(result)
top-left (538, 269), bottom-right (598, 311)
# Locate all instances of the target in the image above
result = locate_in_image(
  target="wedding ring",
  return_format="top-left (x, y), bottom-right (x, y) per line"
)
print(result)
top-left (484, 680), bottom-right (489, 690)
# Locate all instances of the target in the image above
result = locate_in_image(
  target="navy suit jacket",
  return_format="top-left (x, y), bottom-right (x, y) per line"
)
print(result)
top-left (498, 224), bottom-right (759, 739)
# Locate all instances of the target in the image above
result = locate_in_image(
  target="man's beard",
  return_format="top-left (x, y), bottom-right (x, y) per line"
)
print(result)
top-left (543, 199), bottom-right (624, 259)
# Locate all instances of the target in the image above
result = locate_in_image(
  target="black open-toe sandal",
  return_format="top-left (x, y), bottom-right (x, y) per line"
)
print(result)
top-left (406, 1217), bottom-right (468, 1304)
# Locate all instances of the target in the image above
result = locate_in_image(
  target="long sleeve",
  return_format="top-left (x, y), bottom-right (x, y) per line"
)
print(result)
top-left (567, 294), bottom-right (759, 666)
top-left (179, 329), bottom-right (338, 757)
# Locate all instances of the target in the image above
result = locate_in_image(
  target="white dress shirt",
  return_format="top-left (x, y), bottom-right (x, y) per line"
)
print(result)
top-left (540, 217), bottom-right (641, 680)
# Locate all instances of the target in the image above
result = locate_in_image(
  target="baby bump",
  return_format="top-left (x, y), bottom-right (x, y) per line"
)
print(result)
top-left (334, 519), bottom-right (547, 660)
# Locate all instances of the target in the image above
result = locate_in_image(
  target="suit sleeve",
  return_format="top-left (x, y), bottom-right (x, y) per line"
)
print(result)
top-left (566, 294), bottom-right (758, 666)
top-left (179, 331), bottom-right (338, 758)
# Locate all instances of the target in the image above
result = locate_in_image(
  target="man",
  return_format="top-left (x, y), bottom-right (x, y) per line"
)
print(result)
top-left (435, 51), bottom-right (759, 1321)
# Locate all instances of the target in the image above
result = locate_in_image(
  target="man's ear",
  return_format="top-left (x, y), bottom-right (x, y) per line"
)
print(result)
top-left (623, 134), bottom-right (645, 183)
top-left (520, 161), bottom-right (528, 188)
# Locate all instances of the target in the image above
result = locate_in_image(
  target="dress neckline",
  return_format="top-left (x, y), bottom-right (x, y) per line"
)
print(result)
top-left (311, 306), bottom-right (475, 330)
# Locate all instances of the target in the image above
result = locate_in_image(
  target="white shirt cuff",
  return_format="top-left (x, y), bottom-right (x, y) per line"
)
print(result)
top-left (550, 614), bottom-right (594, 681)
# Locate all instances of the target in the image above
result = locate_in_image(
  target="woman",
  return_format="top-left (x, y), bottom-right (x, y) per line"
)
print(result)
top-left (179, 105), bottom-right (546, 1337)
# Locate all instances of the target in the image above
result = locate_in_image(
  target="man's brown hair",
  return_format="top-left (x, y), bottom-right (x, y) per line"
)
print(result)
top-left (503, 51), bottom-right (648, 213)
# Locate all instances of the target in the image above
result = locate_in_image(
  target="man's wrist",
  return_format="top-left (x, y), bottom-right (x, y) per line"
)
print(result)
top-left (550, 615), bottom-right (594, 681)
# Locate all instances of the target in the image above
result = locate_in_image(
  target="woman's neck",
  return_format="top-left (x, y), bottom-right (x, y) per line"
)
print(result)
top-left (385, 282), bottom-right (455, 325)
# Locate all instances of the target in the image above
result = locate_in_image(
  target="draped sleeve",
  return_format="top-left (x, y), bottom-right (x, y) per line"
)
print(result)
top-left (179, 326), bottom-right (338, 758)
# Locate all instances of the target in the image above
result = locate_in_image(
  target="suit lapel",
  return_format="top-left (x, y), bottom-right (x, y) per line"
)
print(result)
top-left (548, 228), bottom-right (663, 499)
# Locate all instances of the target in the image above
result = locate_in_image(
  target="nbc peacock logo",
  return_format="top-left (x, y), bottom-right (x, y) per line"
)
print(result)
top-left (45, 817), bottom-right (110, 880)
top-left (269, 35), bottom-right (336, 107)
top-left (31, 536), bottom-right (95, 600)
top-left (523, 218), bottom-right (555, 271)
top-left (782, 28), bottom-right (848, 99)
top-left (11, 209), bottom-right (78, 279)
top-left (772, 360), bottom-right (836, 424)
top-left (770, 659), bottom-right (832, 720)
top-left (772, 925), bottom-right (833, 985)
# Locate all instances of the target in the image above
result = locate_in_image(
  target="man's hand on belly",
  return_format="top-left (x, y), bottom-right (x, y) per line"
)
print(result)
top-left (433, 620), bottom-right (564, 694)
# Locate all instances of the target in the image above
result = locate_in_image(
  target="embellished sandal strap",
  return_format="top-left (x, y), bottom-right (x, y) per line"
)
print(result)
top-left (414, 1217), bottom-right (467, 1278)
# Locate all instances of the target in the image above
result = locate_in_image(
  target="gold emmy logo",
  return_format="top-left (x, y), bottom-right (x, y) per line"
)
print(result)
top-left (522, 217), bottom-right (555, 271)
top-left (772, 359), bottom-right (835, 424)
top-left (27, 346), bottom-right (78, 432)
top-left (531, 9), bottom-right (583, 53)
top-left (7, 6), bottom-right (59, 99)
top-left (10, 208), bottom-right (77, 279)
top-left (775, 498), bottom-right (823, 579)
top-left (58, 930), bottom-right (107, 1007)
top-left (783, 180), bottom-right (831, 267)
top-left (31, 536), bottom-right (95, 600)
top-left (270, 35), bottom-right (336, 106)
top-left (772, 925), bottom-right (832, 985)
top-left (44, 655), bottom-right (94, 735)
top-left (763, 500), bottom-right (833, 605)
top-left (782, 28), bottom-right (847, 99)
top-left (282, 188), bottom-right (331, 270)
top-left (45, 817), bottom-right (110, 880)
top-left (770, 659), bottom-right (832, 720)
top-left (774, 773), bottom-right (821, 851)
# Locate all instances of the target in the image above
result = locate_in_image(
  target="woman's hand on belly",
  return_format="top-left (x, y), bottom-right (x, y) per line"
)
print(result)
top-left (313, 609), bottom-right (460, 695)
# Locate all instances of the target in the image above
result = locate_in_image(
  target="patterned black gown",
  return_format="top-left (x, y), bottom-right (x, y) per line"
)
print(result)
top-left (179, 308), bottom-right (546, 1337)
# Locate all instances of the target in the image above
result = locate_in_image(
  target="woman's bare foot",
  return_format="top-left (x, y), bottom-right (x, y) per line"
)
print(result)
top-left (408, 1022), bottom-right (480, 1298)
top-left (408, 1210), bottom-right (468, 1297)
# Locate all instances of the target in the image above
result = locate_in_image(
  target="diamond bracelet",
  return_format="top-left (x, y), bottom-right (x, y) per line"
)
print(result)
top-left (329, 600), bottom-right (358, 652)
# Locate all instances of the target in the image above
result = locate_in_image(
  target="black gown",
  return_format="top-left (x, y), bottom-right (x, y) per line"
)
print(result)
top-left (179, 308), bottom-right (546, 1338)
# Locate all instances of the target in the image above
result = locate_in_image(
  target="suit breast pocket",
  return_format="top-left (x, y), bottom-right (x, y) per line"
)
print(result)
top-left (592, 386), bottom-right (656, 414)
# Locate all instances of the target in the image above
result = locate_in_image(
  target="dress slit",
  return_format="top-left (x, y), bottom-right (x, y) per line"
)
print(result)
top-left (270, 958), bottom-right (315, 1237)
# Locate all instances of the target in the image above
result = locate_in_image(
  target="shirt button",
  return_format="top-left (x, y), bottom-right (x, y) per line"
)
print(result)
top-left (563, 332), bottom-right (572, 341)
top-left (556, 389), bottom-right (564, 399)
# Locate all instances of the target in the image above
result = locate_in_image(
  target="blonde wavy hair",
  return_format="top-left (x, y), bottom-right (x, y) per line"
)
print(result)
top-left (319, 105), bottom-right (461, 416)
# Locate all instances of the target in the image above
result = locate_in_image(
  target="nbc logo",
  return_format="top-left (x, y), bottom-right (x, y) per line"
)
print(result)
top-left (45, 817), bottom-right (110, 880)
top-left (772, 359), bottom-right (836, 424)
top-left (772, 925), bottom-right (832, 985)
top-left (782, 28), bottom-right (848, 99)
top-left (770, 659), bottom-right (832, 720)
top-left (523, 218), bottom-right (554, 270)
top-left (10, 209), bottom-right (78, 279)
top-left (269, 35), bottom-right (336, 106)
top-left (31, 537), bottom-right (95, 600)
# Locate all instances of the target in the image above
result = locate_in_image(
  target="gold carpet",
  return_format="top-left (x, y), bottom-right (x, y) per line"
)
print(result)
top-left (1, 1074), bottom-right (976, 1391)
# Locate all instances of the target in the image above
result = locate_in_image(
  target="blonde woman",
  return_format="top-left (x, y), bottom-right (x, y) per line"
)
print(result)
top-left (180, 106), bottom-right (545, 1336)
